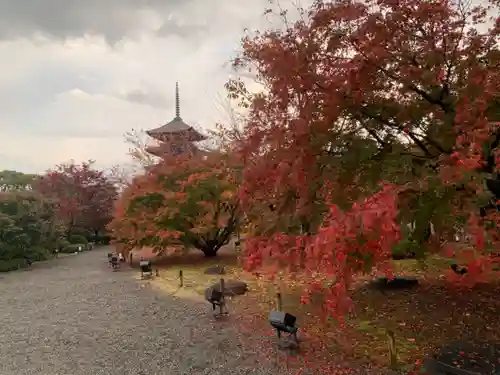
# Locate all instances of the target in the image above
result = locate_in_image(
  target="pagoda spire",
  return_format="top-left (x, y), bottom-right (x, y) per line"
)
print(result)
top-left (175, 81), bottom-right (180, 119)
top-left (145, 81), bottom-right (206, 158)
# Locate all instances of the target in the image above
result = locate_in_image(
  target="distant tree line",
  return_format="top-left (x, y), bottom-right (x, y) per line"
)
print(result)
top-left (0, 161), bottom-right (117, 271)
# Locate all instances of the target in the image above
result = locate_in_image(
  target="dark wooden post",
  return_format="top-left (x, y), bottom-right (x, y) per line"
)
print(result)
top-left (276, 292), bottom-right (283, 311)
top-left (179, 270), bottom-right (184, 287)
top-left (219, 278), bottom-right (225, 315)
top-left (386, 329), bottom-right (397, 369)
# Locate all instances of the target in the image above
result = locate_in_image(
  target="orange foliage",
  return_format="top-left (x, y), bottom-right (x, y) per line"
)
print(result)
top-left (109, 152), bottom-right (241, 257)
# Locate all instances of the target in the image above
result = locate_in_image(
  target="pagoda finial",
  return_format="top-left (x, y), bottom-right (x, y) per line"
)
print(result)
top-left (175, 81), bottom-right (180, 119)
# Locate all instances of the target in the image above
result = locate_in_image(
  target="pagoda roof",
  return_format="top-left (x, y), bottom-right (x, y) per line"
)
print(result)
top-left (146, 116), bottom-right (202, 135)
top-left (146, 81), bottom-right (206, 142)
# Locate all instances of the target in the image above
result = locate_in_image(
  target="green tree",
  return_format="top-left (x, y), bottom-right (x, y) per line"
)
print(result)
top-left (109, 153), bottom-right (240, 257)
top-left (0, 170), bottom-right (38, 192)
top-left (0, 192), bottom-right (61, 267)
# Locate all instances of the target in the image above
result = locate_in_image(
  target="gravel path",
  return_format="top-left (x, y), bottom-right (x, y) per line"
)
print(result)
top-left (0, 247), bottom-right (282, 375)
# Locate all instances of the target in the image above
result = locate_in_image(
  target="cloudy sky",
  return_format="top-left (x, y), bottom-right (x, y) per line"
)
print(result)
top-left (0, 0), bottom-right (305, 174)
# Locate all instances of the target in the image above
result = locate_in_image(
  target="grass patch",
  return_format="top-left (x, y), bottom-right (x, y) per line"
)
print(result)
top-left (130, 247), bottom-right (500, 369)
top-left (136, 247), bottom-right (243, 301)
top-left (392, 255), bottom-right (453, 275)
top-left (348, 280), bottom-right (500, 364)
top-left (229, 255), bottom-right (500, 369)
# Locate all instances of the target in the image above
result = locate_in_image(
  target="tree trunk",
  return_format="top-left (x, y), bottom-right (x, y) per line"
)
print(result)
top-left (201, 248), bottom-right (218, 257)
top-left (195, 235), bottom-right (229, 257)
top-left (66, 218), bottom-right (75, 240)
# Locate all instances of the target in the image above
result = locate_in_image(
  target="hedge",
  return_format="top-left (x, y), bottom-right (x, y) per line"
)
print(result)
top-left (28, 246), bottom-right (53, 261)
top-left (60, 243), bottom-right (89, 254)
top-left (0, 258), bottom-right (27, 272)
top-left (68, 235), bottom-right (88, 245)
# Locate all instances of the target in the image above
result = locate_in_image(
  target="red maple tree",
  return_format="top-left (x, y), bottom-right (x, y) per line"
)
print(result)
top-left (230, 0), bottom-right (500, 317)
top-left (35, 160), bottom-right (117, 239)
top-left (109, 152), bottom-right (241, 257)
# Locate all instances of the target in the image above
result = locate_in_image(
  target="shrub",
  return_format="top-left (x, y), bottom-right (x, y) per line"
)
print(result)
top-left (392, 238), bottom-right (420, 260)
top-left (27, 246), bottom-right (52, 261)
top-left (0, 244), bottom-right (17, 261)
top-left (0, 259), bottom-right (26, 272)
top-left (57, 239), bottom-right (70, 249)
top-left (68, 235), bottom-right (88, 245)
top-left (61, 244), bottom-right (86, 253)
top-left (96, 235), bottom-right (111, 245)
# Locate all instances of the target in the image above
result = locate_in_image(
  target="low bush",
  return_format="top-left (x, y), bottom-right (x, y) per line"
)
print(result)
top-left (68, 235), bottom-right (88, 245)
top-left (57, 238), bottom-right (70, 249)
top-left (27, 247), bottom-right (50, 261)
top-left (392, 238), bottom-right (420, 260)
top-left (0, 258), bottom-right (27, 272)
top-left (95, 235), bottom-right (111, 245)
top-left (61, 243), bottom-right (86, 254)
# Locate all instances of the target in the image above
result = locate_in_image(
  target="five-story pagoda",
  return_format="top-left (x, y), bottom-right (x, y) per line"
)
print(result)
top-left (145, 82), bottom-right (206, 158)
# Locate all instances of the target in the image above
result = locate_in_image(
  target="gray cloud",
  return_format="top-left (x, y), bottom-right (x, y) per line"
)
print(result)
top-left (0, 0), bottom-right (204, 43)
top-left (156, 19), bottom-right (208, 39)
top-left (0, 0), bottom-right (298, 45)
top-left (0, 65), bottom-right (101, 115)
top-left (0, 0), bottom-right (303, 173)
top-left (118, 88), bottom-right (170, 109)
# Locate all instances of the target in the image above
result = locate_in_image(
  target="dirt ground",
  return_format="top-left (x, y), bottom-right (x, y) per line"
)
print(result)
top-left (141, 246), bottom-right (500, 372)
top-left (0, 247), bottom-right (291, 375)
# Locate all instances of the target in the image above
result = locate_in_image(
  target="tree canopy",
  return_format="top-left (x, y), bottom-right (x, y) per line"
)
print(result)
top-left (229, 0), bottom-right (500, 315)
top-left (0, 191), bottom-right (61, 264)
top-left (109, 152), bottom-right (240, 257)
top-left (0, 162), bottom-right (117, 271)
top-left (35, 160), bottom-right (118, 240)
top-left (0, 170), bottom-right (38, 192)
